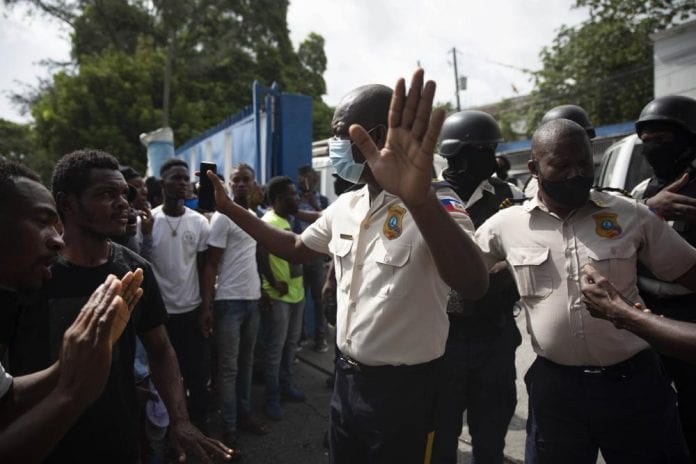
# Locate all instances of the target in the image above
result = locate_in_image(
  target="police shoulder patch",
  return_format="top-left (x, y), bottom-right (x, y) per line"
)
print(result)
top-left (592, 212), bottom-right (622, 239)
top-left (383, 204), bottom-right (406, 240)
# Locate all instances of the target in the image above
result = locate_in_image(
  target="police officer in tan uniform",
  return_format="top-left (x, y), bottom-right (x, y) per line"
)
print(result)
top-left (476, 119), bottom-right (696, 463)
top-left (205, 69), bottom-right (489, 464)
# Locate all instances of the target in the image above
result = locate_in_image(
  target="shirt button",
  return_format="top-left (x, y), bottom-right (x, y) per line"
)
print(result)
top-left (357, 264), bottom-right (364, 270)
top-left (363, 223), bottom-right (370, 230)
top-left (384, 256), bottom-right (391, 263)
top-left (346, 339), bottom-right (352, 345)
top-left (350, 301), bottom-right (356, 308)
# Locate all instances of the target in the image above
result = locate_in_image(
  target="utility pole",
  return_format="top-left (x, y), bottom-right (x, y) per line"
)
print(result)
top-left (452, 47), bottom-right (461, 112)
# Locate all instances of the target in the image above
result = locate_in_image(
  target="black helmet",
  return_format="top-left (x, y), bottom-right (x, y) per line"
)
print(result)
top-left (439, 111), bottom-right (503, 158)
top-left (635, 95), bottom-right (696, 136)
top-left (541, 104), bottom-right (596, 139)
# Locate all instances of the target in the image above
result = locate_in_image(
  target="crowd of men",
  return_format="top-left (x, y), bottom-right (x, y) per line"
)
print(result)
top-left (1, 67), bottom-right (696, 464)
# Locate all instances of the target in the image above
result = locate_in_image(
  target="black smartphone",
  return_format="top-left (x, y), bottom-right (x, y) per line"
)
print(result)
top-left (198, 161), bottom-right (217, 212)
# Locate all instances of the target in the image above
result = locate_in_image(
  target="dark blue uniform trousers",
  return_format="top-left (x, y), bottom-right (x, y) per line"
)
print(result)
top-left (524, 349), bottom-right (690, 464)
top-left (432, 321), bottom-right (520, 464)
top-left (329, 356), bottom-right (441, 464)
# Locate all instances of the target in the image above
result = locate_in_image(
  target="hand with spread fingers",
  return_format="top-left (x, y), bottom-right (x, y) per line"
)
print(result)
top-left (350, 68), bottom-right (445, 208)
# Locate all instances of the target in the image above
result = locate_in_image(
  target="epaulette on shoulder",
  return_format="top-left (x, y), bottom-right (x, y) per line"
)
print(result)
top-left (499, 197), bottom-right (528, 210)
top-left (431, 179), bottom-right (454, 190)
top-left (593, 187), bottom-right (633, 199)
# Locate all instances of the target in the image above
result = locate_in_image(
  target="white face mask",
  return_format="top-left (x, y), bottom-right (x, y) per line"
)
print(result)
top-left (329, 139), bottom-right (365, 183)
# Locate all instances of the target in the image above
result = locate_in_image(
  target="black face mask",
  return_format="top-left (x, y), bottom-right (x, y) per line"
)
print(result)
top-left (642, 139), bottom-right (695, 182)
top-left (539, 174), bottom-right (594, 209)
top-left (443, 147), bottom-right (497, 188)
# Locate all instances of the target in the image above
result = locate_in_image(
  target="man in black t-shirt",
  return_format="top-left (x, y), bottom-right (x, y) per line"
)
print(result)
top-left (4, 150), bottom-right (234, 463)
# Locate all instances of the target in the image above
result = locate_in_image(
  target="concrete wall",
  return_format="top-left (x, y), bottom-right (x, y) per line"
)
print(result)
top-left (652, 19), bottom-right (696, 99)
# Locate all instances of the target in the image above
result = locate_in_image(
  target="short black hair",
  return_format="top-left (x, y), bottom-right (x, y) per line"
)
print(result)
top-left (233, 163), bottom-right (255, 177)
top-left (145, 176), bottom-right (161, 204)
top-left (0, 159), bottom-right (41, 212)
top-left (298, 165), bottom-right (315, 176)
top-left (266, 176), bottom-right (294, 205)
top-left (119, 165), bottom-right (141, 181)
top-left (51, 149), bottom-right (120, 197)
top-left (160, 159), bottom-right (188, 177)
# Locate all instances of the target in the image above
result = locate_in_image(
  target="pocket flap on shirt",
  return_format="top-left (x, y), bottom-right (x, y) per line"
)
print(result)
top-left (374, 240), bottom-right (412, 267)
top-left (328, 238), bottom-right (353, 258)
top-left (507, 247), bottom-right (549, 266)
top-left (585, 245), bottom-right (636, 261)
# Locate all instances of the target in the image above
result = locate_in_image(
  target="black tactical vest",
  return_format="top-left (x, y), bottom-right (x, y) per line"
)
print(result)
top-left (443, 177), bottom-right (521, 338)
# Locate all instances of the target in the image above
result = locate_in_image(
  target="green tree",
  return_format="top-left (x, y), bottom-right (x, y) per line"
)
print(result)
top-left (0, 118), bottom-right (55, 181)
top-left (5, 0), bottom-right (332, 165)
top-left (520, 0), bottom-right (696, 136)
top-left (31, 38), bottom-right (165, 174)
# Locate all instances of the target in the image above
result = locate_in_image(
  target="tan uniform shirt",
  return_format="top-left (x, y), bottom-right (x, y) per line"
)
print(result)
top-left (301, 185), bottom-right (475, 366)
top-left (475, 190), bottom-right (696, 366)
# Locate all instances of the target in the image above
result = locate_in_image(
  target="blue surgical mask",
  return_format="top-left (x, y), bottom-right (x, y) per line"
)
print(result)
top-left (329, 139), bottom-right (365, 183)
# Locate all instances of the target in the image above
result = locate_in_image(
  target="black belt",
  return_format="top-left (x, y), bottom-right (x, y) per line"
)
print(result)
top-left (537, 349), bottom-right (657, 376)
top-left (337, 355), bottom-right (440, 375)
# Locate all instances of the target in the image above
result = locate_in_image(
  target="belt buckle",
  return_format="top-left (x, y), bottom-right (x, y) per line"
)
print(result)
top-left (582, 367), bottom-right (605, 375)
top-left (344, 356), bottom-right (361, 371)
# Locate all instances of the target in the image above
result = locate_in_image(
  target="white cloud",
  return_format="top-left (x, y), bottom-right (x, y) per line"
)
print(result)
top-left (0, 5), bottom-right (71, 122)
top-left (0, 0), bottom-right (588, 123)
top-left (287, 0), bottom-right (588, 107)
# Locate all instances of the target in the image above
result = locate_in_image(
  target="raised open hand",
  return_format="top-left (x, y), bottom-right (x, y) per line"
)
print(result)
top-left (350, 68), bottom-right (445, 207)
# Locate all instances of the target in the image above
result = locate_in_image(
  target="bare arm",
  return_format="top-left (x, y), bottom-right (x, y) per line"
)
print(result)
top-left (582, 264), bottom-right (696, 363)
top-left (199, 247), bottom-right (224, 337)
top-left (295, 209), bottom-right (322, 224)
top-left (0, 380), bottom-right (85, 463)
top-left (142, 325), bottom-right (232, 463)
top-left (0, 364), bottom-right (60, 425)
top-left (206, 173), bottom-right (322, 265)
top-left (349, 68), bottom-right (488, 299)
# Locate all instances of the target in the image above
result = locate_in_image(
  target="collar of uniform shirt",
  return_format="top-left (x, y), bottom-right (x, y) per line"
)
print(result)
top-left (522, 189), bottom-right (608, 213)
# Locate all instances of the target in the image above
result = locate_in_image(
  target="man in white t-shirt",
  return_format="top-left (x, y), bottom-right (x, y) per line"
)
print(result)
top-left (145, 159), bottom-right (211, 425)
top-left (201, 163), bottom-right (268, 448)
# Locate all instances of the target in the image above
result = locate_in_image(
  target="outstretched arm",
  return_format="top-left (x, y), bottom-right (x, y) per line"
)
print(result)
top-left (205, 173), bottom-right (322, 265)
top-left (581, 264), bottom-right (696, 363)
top-left (350, 69), bottom-right (488, 299)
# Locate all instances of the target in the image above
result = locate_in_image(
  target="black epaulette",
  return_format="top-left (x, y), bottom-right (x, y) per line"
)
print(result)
top-left (499, 197), bottom-right (528, 210)
top-left (593, 186), bottom-right (633, 198)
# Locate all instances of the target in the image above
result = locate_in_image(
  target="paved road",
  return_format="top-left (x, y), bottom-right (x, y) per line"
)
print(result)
top-left (201, 314), bottom-right (608, 463)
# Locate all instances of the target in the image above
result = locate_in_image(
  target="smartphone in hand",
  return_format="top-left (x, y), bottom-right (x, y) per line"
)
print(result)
top-left (198, 162), bottom-right (217, 212)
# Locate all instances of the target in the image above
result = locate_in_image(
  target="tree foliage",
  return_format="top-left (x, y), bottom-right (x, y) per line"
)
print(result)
top-left (5, 0), bottom-right (331, 170)
top-left (516, 0), bottom-right (696, 136)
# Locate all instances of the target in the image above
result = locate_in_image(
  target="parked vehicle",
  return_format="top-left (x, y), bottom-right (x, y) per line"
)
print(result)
top-left (596, 134), bottom-right (653, 193)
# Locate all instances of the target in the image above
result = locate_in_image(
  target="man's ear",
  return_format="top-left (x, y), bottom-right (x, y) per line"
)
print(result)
top-left (373, 124), bottom-right (388, 150)
top-left (528, 159), bottom-right (539, 178)
top-left (55, 192), bottom-right (75, 218)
